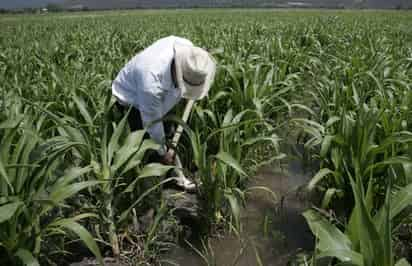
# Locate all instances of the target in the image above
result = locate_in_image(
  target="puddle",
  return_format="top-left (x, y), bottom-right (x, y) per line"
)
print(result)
top-left (163, 147), bottom-right (316, 266)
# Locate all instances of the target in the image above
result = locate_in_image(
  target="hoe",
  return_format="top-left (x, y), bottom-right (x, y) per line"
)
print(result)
top-left (168, 100), bottom-right (197, 190)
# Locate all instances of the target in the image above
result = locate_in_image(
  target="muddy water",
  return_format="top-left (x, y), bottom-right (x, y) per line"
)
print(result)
top-left (163, 155), bottom-right (315, 266)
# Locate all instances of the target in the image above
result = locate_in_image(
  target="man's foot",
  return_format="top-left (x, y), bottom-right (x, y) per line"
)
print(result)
top-left (174, 176), bottom-right (197, 192)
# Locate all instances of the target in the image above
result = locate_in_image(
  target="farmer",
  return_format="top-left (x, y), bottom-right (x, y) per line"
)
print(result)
top-left (112, 36), bottom-right (216, 191)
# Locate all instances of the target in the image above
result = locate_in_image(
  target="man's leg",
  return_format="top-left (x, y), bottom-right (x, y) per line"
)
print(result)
top-left (115, 99), bottom-right (144, 132)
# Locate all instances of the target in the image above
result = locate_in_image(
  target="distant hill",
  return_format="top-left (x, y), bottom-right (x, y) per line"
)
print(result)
top-left (1, 0), bottom-right (411, 10)
top-left (62, 0), bottom-right (412, 9)
top-left (65, 0), bottom-right (412, 9)
top-left (0, 0), bottom-right (63, 9)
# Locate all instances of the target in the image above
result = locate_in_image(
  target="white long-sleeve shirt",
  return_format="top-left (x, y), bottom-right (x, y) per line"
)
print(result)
top-left (112, 36), bottom-right (193, 155)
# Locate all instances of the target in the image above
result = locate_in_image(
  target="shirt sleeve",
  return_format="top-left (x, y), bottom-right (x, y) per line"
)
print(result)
top-left (139, 73), bottom-right (167, 156)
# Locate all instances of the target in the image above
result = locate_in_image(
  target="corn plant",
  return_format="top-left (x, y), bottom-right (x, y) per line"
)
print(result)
top-left (56, 96), bottom-right (175, 256)
top-left (2, 9), bottom-right (412, 265)
top-left (304, 162), bottom-right (412, 266)
top-left (0, 112), bottom-right (102, 265)
top-left (303, 105), bottom-right (412, 209)
top-left (175, 104), bottom-right (280, 230)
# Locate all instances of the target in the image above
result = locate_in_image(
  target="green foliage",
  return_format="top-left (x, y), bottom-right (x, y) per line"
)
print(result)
top-left (303, 166), bottom-right (412, 266)
top-left (0, 115), bottom-right (102, 265)
top-left (58, 99), bottom-right (173, 256)
top-left (1, 9), bottom-right (412, 265)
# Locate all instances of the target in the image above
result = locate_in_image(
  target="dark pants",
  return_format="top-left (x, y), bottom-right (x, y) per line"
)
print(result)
top-left (115, 101), bottom-right (144, 132)
top-left (114, 101), bottom-right (175, 163)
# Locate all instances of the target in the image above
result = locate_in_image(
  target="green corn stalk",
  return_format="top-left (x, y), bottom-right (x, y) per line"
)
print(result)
top-left (303, 161), bottom-right (412, 266)
top-left (0, 113), bottom-right (103, 266)
top-left (59, 99), bottom-right (174, 256)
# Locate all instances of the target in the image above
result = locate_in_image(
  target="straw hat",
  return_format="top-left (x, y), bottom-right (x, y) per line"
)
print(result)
top-left (174, 42), bottom-right (216, 100)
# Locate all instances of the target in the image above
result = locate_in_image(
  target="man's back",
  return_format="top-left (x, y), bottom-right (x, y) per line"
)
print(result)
top-left (112, 35), bottom-right (193, 106)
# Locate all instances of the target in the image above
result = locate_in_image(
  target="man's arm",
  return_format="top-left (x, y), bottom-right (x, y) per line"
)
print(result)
top-left (139, 75), bottom-right (167, 156)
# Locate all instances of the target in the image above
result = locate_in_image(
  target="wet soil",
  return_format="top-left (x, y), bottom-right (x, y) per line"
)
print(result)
top-left (162, 156), bottom-right (316, 266)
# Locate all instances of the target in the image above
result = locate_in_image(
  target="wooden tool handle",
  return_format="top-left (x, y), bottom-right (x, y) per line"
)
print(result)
top-left (169, 99), bottom-right (195, 154)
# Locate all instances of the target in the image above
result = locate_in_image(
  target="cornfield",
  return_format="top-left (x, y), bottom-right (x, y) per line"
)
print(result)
top-left (1, 9), bottom-right (412, 266)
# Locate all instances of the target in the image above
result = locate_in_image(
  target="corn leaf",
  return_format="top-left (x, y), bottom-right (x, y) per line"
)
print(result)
top-left (307, 168), bottom-right (334, 190)
top-left (374, 183), bottom-right (412, 233)
top-left (112, 130), bottom-right (145, 172)
top-left (124, 163), bottom-right (174, 193)
top-left (303, 209), bottom-right (353, 254)
top-left (318, 249), bottom-right (363, 266)
top-left (320, 135), bottom-right (334, 158)
top-left (0, 201), bottom-right (22, 223)
top-left (119, 139), bottom-right (160, 175)
top-left (224, 191), bottom-right (241, 229)
top-left (214, 151), bottom-right (246, 177)
top-left (0, 115), bottom-right (24, 129)
top-left (55, 219), bottom-right (103, 265)
top-left (348, 171), bottom-right (384, 266)
top-left (0, 158), bottom-right (13, 192)
top-left (15, 248), bottom-right (40, 266)
top-left (119, 177), bottom-right (174, 223)
top-left (107, 113), bottom-right (128, 164)
top-left (72, 95), bottom-right (93, 126)
top-left (49, 181), bottom-right (101, 204)
top-left (138, 163), bottom-right (174, 178)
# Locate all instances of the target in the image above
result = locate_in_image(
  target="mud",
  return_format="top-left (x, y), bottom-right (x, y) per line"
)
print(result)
top-left (163, 154), bottom-right (316, 266)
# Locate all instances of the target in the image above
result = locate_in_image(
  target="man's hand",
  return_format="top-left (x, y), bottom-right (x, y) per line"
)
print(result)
top-left (162, 149), bottom-right (175, 165)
